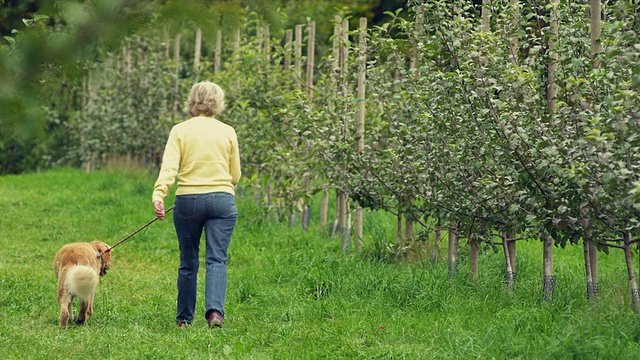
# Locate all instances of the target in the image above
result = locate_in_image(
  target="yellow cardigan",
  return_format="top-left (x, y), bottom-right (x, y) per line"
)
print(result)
top-left (152, 116), bottom-right (241, 203)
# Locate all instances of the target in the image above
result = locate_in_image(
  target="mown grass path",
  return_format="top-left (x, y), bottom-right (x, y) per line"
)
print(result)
top-left (1, 169), bottom-right (640, 359)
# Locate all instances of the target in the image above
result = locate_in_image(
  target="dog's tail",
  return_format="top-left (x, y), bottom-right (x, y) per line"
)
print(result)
top-left (66, 265), bottom-right (99, 299)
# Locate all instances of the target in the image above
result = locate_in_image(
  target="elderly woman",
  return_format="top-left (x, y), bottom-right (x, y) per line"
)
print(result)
top-left (152, 81), bottom-right (241, 328)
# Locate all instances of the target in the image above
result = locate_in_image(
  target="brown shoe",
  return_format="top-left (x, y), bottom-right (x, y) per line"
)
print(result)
top-left (207, 310), bottom-right (224, 328)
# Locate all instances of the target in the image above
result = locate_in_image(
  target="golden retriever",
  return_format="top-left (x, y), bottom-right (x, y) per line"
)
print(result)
top-left (53, 241), bottom-right (112, 328)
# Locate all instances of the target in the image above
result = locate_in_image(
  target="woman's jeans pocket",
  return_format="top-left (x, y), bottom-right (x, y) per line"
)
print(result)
top-left (175, 195), bottom-right (197, 220)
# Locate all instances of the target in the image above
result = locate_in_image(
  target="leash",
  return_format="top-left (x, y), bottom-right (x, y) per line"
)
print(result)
top-left (101, 206), bottom-right (174, 256)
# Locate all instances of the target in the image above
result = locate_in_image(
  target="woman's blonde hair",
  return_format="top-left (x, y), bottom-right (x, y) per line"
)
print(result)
top-left (186, 81), bottom-right (226, 117)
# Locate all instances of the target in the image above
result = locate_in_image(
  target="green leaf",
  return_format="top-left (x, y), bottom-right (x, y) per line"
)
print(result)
top-left (33, 14), bottom-right (50, 22)
top-left (3, 36), bottom-right (15, 46)
top-left (508, 203), bottom-right (520, 214)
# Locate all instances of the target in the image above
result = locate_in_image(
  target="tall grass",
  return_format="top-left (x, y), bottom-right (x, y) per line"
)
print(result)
top-left (1, 168), bottom-right (640, 359)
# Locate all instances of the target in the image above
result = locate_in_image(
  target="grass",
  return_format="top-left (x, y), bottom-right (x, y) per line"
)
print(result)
top-left (1, 168), bottom-right (640, 359)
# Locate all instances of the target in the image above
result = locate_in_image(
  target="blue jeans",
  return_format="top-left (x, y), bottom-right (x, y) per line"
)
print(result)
top-left (173, 192), bottom-right (237, 324)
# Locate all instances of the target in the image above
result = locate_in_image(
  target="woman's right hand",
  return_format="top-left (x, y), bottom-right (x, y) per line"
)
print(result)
top-left (154, 200), bottom-right (165, 220)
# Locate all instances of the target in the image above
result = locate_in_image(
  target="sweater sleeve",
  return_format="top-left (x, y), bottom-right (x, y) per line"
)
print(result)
top-left (152, 127), bottom-right (181, 203)
top-left (229, 129), bottom-right (242, 185)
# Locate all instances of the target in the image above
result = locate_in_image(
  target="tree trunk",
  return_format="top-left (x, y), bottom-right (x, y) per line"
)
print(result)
top-left (354, 205), bottom-right (363, 250)
top-left (503, 232), bottom-right (516, 289)
top-left (589, 241), bottom-right (599, 297)
top-left (508, 230), bottom-right (516, 275)
top-left (542, 2), bottom-right (560, 302)
top-left (469, 234), bottom-right (479, 282)
top-left (299, 174), bottom-right (311, 232)
top-left (342, 200), bottom-right (351, 253)
top-left (338, 192), bottom-right (349, 252)
top-left (301, 206), bottom-right (311, 231)
top-left (447, 224), bottom-right (459, 277)
top-left (543, 235), bottom-right (555, 301)
top-left (396, 213), bottom-right (403, 247)
top-left (584, 224), bottom-right (599, 300)
top-left (330, 191), bottom-right (343, 237)
top-left (432, 219), bottom-right (441, 264)
top-left (404, 213), bottom-right (414, 242)
top-left (320, 189), bottom-right (328, 229)
top-left (583, 238), bottom-right (594, 299)
top-left (623, 232), bottom-right (640, 312)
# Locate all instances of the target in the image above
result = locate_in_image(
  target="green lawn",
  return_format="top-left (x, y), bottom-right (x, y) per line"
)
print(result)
top-left (1, 168), bottom-right (640, 359)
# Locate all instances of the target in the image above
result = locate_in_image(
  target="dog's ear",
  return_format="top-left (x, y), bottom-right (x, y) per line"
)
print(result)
top-left (91, 240), bottom-right (110, 254)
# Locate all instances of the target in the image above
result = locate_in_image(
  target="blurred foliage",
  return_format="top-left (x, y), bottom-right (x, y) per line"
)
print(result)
top-left (0, 0), bottom-right (401, 174)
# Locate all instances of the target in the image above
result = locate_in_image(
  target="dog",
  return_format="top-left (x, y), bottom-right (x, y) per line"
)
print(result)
top-left (53, 240), bottom-right (112, 328)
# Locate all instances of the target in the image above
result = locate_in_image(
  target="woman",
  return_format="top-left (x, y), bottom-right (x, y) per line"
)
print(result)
top-left (152, 81), bottom-right (241, 328)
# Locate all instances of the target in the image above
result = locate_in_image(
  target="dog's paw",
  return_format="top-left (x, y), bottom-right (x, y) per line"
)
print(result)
top-left (75, 319), bottom-right (86, 325)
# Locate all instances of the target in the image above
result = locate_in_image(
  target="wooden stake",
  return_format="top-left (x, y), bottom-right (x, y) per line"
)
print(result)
top-left (482, 0), bottom-right (491, 32)
top-left (194, 28), bottom-right (202, 75)
top-left (333, 16), bottom-right (341, 73)
top-left (510, 0), bottom-right (520, 64)
top-left (306, 21), bottom-right (316, 99)
top-left (263, 24), bottom-right (270, 61)
top-left (590, 0), bottom-right (601, 69)
top-left (341, 19), bottom-right (349, 78)
top-left (173, 34), bottom-right (181, 66)
top-left (354, 17), bottom-right (367, 250)
top-left (233, 29), bottom-right (240, 61)
top-left (410, 6), bottom-right (423, 72)
top-left (82, 75), bottom-right (87, 118)
top-left (586, 1), bottom-right (602, 298)
top-left (284, 29), bottom-right (293, 70)
top-left (163, 31), bottom-right (170, 60)
top-left (547, 0), bottom-right (560, 113)
top-left (295, 24), bottom-right (303, 83)
top-left (173, 34), bottom-right (181, 112)
top-left (215, 30), bottom-right (222, 74)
